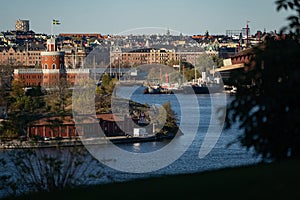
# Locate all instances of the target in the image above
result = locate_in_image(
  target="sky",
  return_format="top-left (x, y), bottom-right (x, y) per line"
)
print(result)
top-left (0, 0), bottom-right (292, 35)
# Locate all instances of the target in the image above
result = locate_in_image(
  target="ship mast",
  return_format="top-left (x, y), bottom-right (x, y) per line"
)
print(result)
top-left (246, 20), bottom-right (250, 49)
top-left (194, 46), bottom-right (197, 84)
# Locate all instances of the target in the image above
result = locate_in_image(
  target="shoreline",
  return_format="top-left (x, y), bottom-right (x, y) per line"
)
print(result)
top-left (0, 134), bottom-right (176, 149)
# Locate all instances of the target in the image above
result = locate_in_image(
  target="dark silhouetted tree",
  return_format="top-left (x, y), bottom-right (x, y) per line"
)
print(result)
top-left (276, 0), bottom-right (300, 34)
top-left (225, 0), bottom-right (300, 161)
top-left (0, 147), bottom-right (105, 197)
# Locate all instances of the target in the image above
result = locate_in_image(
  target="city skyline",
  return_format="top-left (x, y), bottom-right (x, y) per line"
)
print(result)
top-left (1, 0), bottom-right (291, 35)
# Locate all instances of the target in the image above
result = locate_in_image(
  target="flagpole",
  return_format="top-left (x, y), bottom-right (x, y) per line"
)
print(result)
top-left (51, 19), bottom-right (53, 37)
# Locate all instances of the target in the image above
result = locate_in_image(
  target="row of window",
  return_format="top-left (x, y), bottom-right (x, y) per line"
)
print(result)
top-left (0, 52), bottom-right (41, 56)
top-left (0, 56), bottom-right (40, 59)
top-left (19, 75), bottom-right (63, 79)
top-left (43, 63), bottom-right (64, 69)
top-left (0, 60), bottom-right (41, 65)
top-left (44, 56), bottom-right (64, 61)
top-left (31, 126), bottom-right (75, 137)
top-left (19, 74), bottom-right (84, 80)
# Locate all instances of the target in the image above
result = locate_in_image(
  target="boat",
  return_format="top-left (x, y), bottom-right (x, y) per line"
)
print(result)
top-left (143, 84), bottom-right (171, 94)
top-left (182, 83), bottom-right (224, 94)
top-left (224, 85), bottom-right (237, 95)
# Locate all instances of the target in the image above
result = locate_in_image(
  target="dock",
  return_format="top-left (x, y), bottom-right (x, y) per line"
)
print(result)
top-left (0, 134), bottom-right (164, 149)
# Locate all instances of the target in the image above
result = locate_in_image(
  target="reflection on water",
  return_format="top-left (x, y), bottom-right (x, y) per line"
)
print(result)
top-left (106, 86), bottom-right (260, 176)
top-left (133, 143), bottom-right (140, 152)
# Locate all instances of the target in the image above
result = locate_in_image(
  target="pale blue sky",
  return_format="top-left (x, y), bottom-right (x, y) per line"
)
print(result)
top-left (0, 0), bottom-right (291, 35)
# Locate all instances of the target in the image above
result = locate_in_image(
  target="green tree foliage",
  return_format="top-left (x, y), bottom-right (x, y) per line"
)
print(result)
top-left (47, 77), bottom-right (71, 114)
top-left (101, 73), bottom-right (111, 89)
top-left (2, 80), bottom-right (45, 137)
top-left (94, 74), bottom-right (118, 113)
top-left (72, 78), bottom-right (96, 115)
top-left (167, 59), bottom-right (179, 67)
top-left (98, 73), bottom-right (118, 95)
top-left (11, 79), bottom-right (25, 99)
top-left (211, 54), bottom-right (224, 68)
top-left (196, 53), bottom-right (216, 73)
top-left (156, 100), bottom-right (179, 136)
top-left (225, 1), bottom-right (300, 161)
top-left (183, 67), bottom-right (201, 81)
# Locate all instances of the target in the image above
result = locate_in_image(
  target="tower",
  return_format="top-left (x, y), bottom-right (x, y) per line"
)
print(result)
top-left (15, 19), bottom-right (29, 32)
top-left (41, 37), bottom-right (65, 87)
top-left (41, 37), bottom-right (65, 70)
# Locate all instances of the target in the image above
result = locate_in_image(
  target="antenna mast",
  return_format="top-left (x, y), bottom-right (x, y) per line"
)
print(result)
top-left (246, 20), bottom-right (250, 48)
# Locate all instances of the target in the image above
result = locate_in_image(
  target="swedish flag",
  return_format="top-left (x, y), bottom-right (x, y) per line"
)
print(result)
top-left (52, 19), bottom-right (60, 25)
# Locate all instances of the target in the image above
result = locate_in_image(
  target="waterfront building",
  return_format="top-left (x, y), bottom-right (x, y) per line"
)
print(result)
top-left (27, 113), bottom-right (145, 139)
top-left (27, 116), bottom-right (78, 139)
top-left (13, 37), bottom-right (90, 88)
top-left (110, 47), bottom-right (205, 67)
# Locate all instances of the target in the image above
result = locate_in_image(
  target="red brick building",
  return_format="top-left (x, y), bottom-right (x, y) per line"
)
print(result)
top-left (230, 48), bottom-right (253, 66)
top-left (27, 116), bottom-right (78, 139)
top-left (27, 113), bottom-right (148, 139)
top-left (13, 37), bottom-right (90, 88)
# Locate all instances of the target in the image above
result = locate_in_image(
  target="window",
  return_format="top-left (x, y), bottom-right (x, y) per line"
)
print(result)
top-left (52, 64), bottom-right (56, 69)
top-left (44, 64), bottom-right (48, 69)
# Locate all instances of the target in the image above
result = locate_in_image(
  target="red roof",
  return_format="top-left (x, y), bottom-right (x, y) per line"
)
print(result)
top-left (30, 113), bottom-right (124, 126)
top-left (96, 113), bottom-right (123, 122)
top-left (31, 116), bottom-right (74, 126)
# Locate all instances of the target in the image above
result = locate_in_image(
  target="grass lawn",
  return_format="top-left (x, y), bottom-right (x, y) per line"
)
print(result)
top-left (4, 159), bottom-right (300, 200)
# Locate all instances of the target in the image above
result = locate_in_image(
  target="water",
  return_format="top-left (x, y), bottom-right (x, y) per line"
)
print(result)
top-left (96, 85), bottom-right (260, 181)
top-left (0, 86), bottom-right (260, 197)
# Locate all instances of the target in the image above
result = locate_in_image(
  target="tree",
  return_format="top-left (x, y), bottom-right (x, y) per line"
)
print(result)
top-left (167, 59), bottom-right (179, 67)
top-left (211, 54), bottom-right (223, 68)
top-left (155, 100), bottom-right (179, 136)
top-left (3, 80), bottom-right (45, 138)
top-left (225, 0), bottom-right (300, 161)
top-left (101, 73), bottom-right (111, 89)
top-left (0, 146), bottom-right (105, 197)
top-left (196, 53), bottom-right (216, 74)
top-left (47, 77), bottom-right (71, 114)
top-left (276, 0), bottom-right (300, 34)
top-left (183, 67), bottom-right (201, 82)
top-left (94, 74), bottom-right (118, 113)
